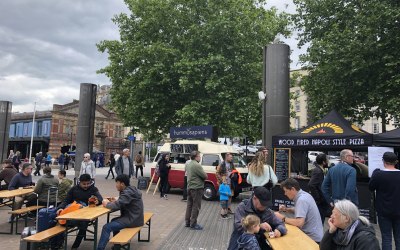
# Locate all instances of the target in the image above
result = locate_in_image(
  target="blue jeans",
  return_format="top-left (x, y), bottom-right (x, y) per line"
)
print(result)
top-left (378, 215), bottom-right (400, 250)
top-left (97, 219), bottom-right (125, 250)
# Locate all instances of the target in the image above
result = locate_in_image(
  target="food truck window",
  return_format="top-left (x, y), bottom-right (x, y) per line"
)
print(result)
top-left (202, 154), bottom-right (219, 166)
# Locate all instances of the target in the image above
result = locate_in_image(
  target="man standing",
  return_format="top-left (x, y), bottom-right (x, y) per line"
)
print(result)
top-left (308, 153), bottom-right (329, 224)
top-left (97, 174), bottom-right (144, 250)
top-left (185, 151), bottom-right (207, 230)
top-left (216, 153), bottom-right (234, 214)
top-left (369, 152), bottom-right (400, 250)
top-left (57, 174), bottom-right (103, 249)
top-left (322, 149), bottom-right (358, 206)
top-left (275, 178), bottom-right (323, 243)
top-left (34, 152), bottom-right (43, 176)
top-left (228, 187), bottom-right (286, 250)
top-left (58, 151), bottom-right (65, 171)
top-left (115, 148), bottom-right (134, 178)
top-left (135, 151), bottom-right (144, 178)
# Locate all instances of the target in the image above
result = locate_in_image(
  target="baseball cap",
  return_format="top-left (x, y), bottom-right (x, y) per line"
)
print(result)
top-left (253, 187), bottom-right (270, 207)
top-left (382, 152), bottom-right (398, 163)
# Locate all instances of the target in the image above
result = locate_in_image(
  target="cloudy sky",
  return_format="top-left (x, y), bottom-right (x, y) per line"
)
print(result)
top-left (0, 0), bottom-right (303, 113)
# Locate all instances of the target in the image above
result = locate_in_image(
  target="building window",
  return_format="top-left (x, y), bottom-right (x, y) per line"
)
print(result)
top-left (295, 117), bottom-right (300, 130)
top-left (37, 121), bottom-right (43, 137)
top-left (373, 123), bottom-right (379, 134)
top-left (295, 101), bottom-right (301, 112)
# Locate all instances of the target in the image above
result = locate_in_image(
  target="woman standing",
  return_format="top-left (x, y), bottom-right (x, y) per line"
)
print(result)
top-left (105, 153), bottom-right (115, 179)
top-left (246, 151), bottom-right (277, 190)
top-left (80, 153), bottom-right (96, 183)
top-left (158, 154), bottom-right (171, 199)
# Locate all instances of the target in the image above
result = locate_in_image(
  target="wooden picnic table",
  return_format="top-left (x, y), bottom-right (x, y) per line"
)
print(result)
top-left (265, 224), bottom-right (319, 250)
top-left (0, 188), bottom-right (35, 234)
top-left (56, 205), bottom-right (111, 250)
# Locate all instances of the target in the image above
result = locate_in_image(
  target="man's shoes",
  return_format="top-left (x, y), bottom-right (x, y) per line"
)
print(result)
top-left (181, 198), bottom-right (187, 202)
top-left (164, 194), bottom-right (168, 200)
top-left (185, 223), bottom-right (190, 227)
top-left (105, 177), bottom-right (108, 179)
top-left (228, 208), bottom-right (234, 214)
top-left (190, 224), bottom-right (203, 230)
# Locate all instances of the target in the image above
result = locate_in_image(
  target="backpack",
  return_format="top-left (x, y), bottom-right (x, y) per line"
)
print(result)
top-left (135, 155), bottom-right (143, 164)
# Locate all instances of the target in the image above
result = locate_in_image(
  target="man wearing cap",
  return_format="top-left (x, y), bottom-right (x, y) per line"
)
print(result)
top-left (275, 178), bottom-right (323, 242)
top-left (227, 187), bottom-right (287, 250)
top-left (369, 152), bottom-right (400, 250)
top-left (321, 149), bottom-right (358, 206)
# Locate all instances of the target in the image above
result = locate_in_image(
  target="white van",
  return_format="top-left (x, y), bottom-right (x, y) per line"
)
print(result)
top-left (150, 140), bottom-right (251, 200)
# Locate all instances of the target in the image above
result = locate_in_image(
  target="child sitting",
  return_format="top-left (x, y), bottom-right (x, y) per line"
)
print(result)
top-left (237, 214), bottom-right (261, 250)
top-left (219, 175), bottom-right (232, 218)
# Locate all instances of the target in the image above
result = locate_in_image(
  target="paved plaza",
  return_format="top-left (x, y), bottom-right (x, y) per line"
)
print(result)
top-left (0, 164), bottom-right (384, 250)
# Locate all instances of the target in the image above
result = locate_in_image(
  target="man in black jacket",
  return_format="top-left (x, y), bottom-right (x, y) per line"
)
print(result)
top-left (57, 174), bottom-right (103, 249)
top-left (97, 174), bottom-right (144, 250)
top-left (308, 153), bottom-right (329, 224)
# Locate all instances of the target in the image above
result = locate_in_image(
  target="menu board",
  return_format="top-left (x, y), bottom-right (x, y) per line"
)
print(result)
top-left (274, 148), bottom-right (291, 181)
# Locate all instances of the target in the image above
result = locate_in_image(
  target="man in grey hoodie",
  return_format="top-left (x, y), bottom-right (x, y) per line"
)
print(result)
top-left (97, 174), bottom-right (144, 250)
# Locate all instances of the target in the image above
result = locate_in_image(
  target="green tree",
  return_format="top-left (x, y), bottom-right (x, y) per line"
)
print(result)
top-left (97, 0), bottom-right (289, 140)
top-left (293, 0), bottom-right (400, 131)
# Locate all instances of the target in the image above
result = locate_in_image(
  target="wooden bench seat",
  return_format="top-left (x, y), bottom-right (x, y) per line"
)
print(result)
top-left (0, 200), bottom-right (13, 208)
top-left (109, 212), bottom-right (154, 250)
top-left (9, 205), bottom-right (44, 215)
top-left (23, 225), bottom-right (65, 243)
top-left (9, 205), bottom-right (44, 234)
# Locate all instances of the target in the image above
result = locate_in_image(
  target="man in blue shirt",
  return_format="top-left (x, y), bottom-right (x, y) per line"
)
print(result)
top-left (321, 149), bottom-right (358, 206)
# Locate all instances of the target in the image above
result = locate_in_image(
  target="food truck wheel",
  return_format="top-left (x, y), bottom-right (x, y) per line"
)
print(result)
top-left (203, 183), bottom-right (216, 201)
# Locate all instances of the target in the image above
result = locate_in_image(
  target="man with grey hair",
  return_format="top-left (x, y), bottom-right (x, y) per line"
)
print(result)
top-left (115, 148), bottom-right (134, 178)
top-left (322, 149), bottom-right (358, 207)
top-left (185, 151), bottom-right (207, 230)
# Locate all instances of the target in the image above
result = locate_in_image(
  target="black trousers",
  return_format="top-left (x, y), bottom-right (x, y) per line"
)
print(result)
top-left (135, 165), bottom-right (143, 178)
top-left (106, 166), bottom-right (115, 179)
top-left (34, 164), bottom-right (41, 176)
top-left (159, 174), bottom-right (168, 197)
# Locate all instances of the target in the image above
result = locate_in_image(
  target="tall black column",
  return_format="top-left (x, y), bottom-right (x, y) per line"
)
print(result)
top-left (75, 83), bottom-right (97, 179)
top-left (0, 101), bottom-right (12, 164)
top-left (262, 44), bottom-right (290, 163)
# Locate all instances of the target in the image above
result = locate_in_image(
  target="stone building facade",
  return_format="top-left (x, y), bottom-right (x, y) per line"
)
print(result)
top-left (9, 100), bottom-right (128, 160)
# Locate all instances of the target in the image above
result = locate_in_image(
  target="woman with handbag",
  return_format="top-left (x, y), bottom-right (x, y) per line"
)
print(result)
top-left (247, 152), bottom-right (278, 190)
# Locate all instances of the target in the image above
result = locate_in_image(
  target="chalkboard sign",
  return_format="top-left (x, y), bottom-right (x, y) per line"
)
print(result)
top-left (274, 148), bottom-right (291, 181)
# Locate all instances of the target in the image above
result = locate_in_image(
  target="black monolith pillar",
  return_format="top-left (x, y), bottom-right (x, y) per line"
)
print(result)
top-left (75, 84), bottom-right (97, 179)
top-left (0, 101), bottom-right (12, 164)
top-left (262, 44), bottom-right (290, 163)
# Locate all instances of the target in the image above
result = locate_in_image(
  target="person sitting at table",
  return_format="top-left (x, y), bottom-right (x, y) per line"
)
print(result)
top-left (34, 166), bottom-right (59, 206)
top-left (227, 187), bottom-right (287, 250)
top-left (237, 214), bottom-right (261, 250)
top-left (8, 163), bottom-right (37, 215)
top-left (275, 178), bottom-right (323, 243)
top-left (0, 159), bottom-right (18, 190)
top-left (97, 174), bottom-right (144, 250)
top-left (57, 173), bottom-right (103, 249)
top-left (320, 199), bottom-right (379, 250)
top-left (58, 170), bottom-right (73, 202)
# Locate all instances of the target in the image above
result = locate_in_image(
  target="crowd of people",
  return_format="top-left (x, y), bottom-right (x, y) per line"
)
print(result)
top-left (1, 146), bottom-right (399, 250)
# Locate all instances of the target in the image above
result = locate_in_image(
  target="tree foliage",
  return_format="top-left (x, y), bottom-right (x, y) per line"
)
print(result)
top-left (293, 0), bottom-right (400, 129)
top-left (97, 0), bottom-right (289, 140)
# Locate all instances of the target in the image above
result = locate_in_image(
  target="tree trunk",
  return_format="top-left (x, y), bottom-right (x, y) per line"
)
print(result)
top-left (381, 111), bottom-right (387, 133)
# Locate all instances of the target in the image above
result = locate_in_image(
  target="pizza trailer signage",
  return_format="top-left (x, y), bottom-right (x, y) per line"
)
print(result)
top-left (272, 110), bottom-right (373, 149)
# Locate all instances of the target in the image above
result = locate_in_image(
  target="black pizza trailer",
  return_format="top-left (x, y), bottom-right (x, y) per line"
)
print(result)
top-left (271, 110), bottom-right (375, 221)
